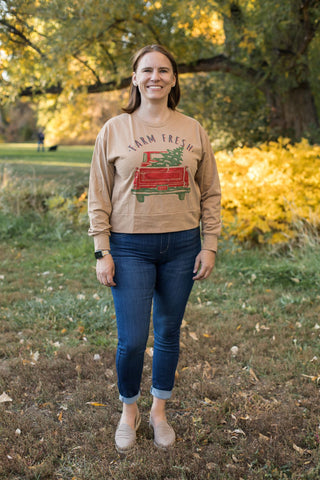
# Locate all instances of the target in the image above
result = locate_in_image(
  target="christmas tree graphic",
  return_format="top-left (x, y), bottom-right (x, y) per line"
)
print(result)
top-left (152, 146), bottom-right (184, 167)
top-left (132, 146), bottom-right (190, 202)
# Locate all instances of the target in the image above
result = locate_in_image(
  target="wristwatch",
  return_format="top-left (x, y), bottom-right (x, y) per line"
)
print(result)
top-left (94, 249), bottom-right (111, 259)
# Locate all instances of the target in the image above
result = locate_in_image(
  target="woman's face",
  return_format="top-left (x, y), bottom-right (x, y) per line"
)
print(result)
top-left (132, 51), bottom-right (176, 106)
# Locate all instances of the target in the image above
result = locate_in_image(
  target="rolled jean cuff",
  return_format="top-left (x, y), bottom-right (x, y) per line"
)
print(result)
top-left (150, 387), bottom-right (172, 400)
top-left (119, 390), bottom-right (140, 404)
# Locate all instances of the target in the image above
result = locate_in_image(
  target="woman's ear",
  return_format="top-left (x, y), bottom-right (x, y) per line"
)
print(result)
top-left (132, 73), bottom-right (137, 87)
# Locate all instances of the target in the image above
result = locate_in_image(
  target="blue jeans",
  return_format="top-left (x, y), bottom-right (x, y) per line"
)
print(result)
top-left (110, 227), bottom-right (201, 404)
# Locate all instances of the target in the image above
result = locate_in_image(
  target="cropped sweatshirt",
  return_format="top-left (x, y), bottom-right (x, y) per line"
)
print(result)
top-left (88, 110), bottom-right (221, 252)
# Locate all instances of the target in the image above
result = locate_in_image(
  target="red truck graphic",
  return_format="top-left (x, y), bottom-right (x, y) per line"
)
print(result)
top-left (132, 150), bottom-right (190, 203)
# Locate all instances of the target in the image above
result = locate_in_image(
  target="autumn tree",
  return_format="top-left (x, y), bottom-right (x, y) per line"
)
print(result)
top-left (0, 0), bottom-right (319, 141)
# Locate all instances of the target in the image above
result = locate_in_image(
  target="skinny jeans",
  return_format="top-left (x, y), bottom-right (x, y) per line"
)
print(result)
top-left (110, 227), bottom-right (201, 404)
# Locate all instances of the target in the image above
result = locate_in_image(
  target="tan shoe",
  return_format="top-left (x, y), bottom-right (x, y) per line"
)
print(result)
top-left (115, 411), bottom-right (141, 453)
top-left (150, 417), bottom-right (175, 449)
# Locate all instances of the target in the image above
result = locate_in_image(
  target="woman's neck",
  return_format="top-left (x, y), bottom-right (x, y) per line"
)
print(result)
top-left (135, 103), bottom-right (172, 125)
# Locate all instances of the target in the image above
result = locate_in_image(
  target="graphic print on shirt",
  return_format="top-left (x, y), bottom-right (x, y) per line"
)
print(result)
top-left (131, 146), bottom-right (190, 202)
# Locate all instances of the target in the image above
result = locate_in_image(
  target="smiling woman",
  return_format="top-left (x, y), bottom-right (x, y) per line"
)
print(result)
top-left (87, 44), bottom-right (221, 454)
top-left (123, 44), bottom-right (180, 116)
top-left (132, 52), bottom-right (176, 107)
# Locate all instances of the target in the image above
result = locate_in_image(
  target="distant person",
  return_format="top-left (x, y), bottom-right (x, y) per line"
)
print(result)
top-left (37, 130), bottom-right (45, 152)
top-left (88, 44), bottom-right (221, 453)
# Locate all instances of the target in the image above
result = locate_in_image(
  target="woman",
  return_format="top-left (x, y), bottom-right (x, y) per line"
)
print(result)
top-left (88, 44), bottom-right (221, 453)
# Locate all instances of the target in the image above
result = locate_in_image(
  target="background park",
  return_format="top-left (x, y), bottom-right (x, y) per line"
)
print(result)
top-left (0, 1), bottom-right (320, 479)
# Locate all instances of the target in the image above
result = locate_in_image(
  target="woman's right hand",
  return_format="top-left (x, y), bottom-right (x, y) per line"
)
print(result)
top-left (96, 255), bottom-right (116, 287)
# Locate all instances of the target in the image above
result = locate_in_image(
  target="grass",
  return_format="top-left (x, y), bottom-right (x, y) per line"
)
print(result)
top-left (0, 144), bottom-right (320, 479)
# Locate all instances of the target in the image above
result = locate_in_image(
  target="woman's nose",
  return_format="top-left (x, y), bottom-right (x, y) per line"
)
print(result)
top-left (150, 69), bottom-right (160, 81)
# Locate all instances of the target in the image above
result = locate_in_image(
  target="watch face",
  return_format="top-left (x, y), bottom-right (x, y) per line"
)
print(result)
top-left (94, 250), bottom-right (103, 259)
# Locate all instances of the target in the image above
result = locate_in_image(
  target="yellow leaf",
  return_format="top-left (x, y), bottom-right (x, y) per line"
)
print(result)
top-left (293, 443), bottom-right (305, 455)
top-left (86, 402), bottom-right (108, 407)
top-left (248, 367), bottom-right (259, 382)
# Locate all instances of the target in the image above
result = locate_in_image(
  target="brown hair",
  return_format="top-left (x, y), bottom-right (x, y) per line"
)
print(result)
top-left (122, 44), bottom-right (181, 113)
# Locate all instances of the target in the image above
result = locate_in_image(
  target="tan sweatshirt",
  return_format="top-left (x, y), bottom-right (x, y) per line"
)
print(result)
top-left (88, 110), bottom-right (221, 252)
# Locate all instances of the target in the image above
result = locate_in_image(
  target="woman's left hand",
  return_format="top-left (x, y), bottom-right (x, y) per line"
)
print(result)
top-left (192, 250), bottom-right (216, 281)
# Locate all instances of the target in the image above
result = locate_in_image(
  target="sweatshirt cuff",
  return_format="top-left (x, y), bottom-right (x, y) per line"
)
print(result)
top-left (202, 234), bottom-right (218, 253)
top-left (93, 233), bottom-right (110, 251)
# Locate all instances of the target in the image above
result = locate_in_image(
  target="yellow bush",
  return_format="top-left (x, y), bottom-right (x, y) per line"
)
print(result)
top-left (216, 138), bottom-right (320, 245)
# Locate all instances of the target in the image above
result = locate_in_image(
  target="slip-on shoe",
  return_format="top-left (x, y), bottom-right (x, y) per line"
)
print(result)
top-left (115, 411), bottom-right (141, 453)
top-left (149, 417), bottom-right (175, 449)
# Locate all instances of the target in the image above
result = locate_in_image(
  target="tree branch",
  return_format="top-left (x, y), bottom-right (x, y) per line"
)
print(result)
top-left (18, 54), bottom-right (267, 98)
top-left (73, 55), bottom-right (101, 84)
top-left (0, 18), bottom-right (44, 57)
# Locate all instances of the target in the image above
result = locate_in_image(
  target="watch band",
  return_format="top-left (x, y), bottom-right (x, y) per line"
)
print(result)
top-left (94, 249), bottom-right (111, 259)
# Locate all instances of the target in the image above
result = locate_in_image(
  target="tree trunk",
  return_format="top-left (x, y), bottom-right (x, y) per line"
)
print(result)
top-left (267, 81), bottom-right (319, 139)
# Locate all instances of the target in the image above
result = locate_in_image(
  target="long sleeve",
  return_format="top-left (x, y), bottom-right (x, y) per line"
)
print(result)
top-left (195, 127), bottom-right (221, 252)
top-left (88, 126), bottom-right (115, 250)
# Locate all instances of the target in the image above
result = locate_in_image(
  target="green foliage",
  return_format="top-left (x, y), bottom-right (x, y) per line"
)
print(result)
top-left (180, 72), bottom-right (269, 150)
top-left (1, 0), bottom-right (319, 144)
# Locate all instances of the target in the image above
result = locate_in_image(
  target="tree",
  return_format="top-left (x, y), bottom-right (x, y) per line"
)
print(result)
top-left (0, 0), bottom-right (319, 140)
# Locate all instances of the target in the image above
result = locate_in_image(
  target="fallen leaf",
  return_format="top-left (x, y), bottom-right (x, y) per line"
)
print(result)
top-left (259, 433), bottom-right (270, 442)
top-left (301, 374), bottom-right (320, 383)
top-left (146, 347), bottom-right (154, 357)
top-left (189, 332), bottom-right (198, 341)
top-left (0, 392), bottom-right (13, 403)
top-left (244, 367), bottom-right (259, 382)
top-left (291, 277), bottom-right (300, 283)
top-left (30, 351), bottom-right (40, 363)
top-left (233, 428), bottom-right (246, 436)
top-left (293, 443), bottom-right (305, 455)
top-left (86, 402), bottom-right (108, 407)
top-left (57, 411), bottom-right (63, 422)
